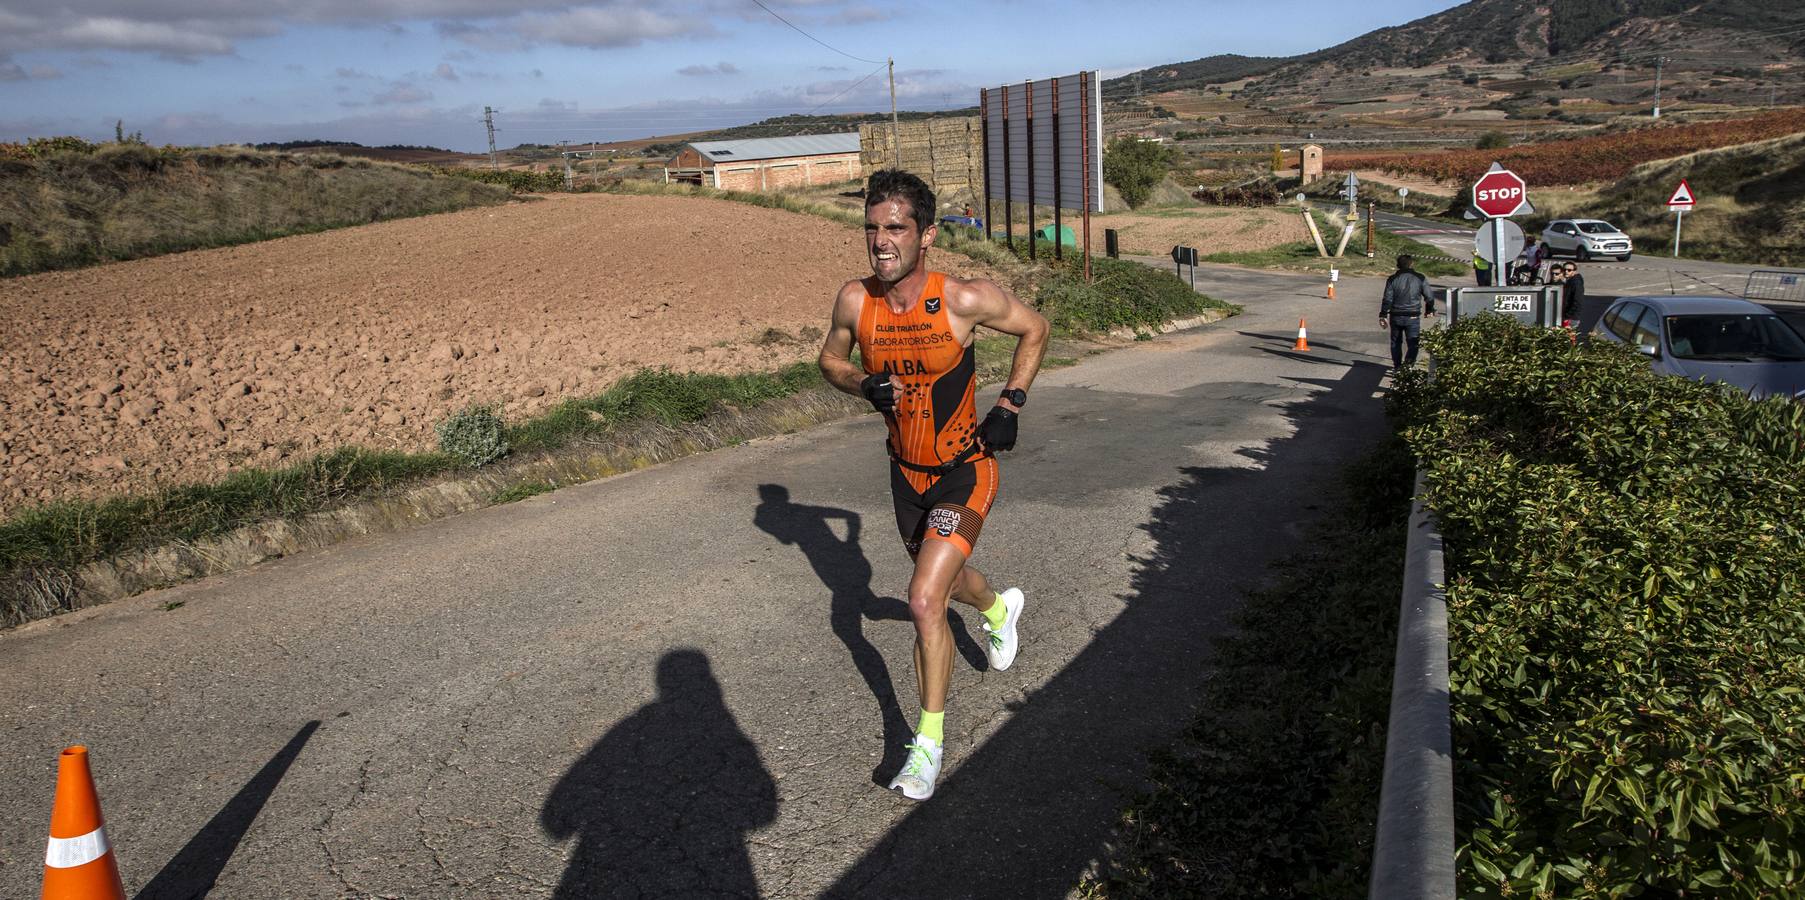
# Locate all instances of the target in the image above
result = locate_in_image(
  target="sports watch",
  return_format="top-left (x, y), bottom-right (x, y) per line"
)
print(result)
top-left (999, 387), bottom-right (1028, 408)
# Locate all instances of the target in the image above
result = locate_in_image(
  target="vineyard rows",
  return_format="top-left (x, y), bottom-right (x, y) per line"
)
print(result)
top-left (1328, 108), bottom-right (1805, 186)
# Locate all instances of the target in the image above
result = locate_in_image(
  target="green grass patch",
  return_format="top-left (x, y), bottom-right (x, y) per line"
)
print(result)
top-left (1083, 437), bottom-right (1414, 898)
top-left (503, 364), bottom-right (823, 454)
top-left (0, 364), bottom-right (833, 627)
top-left (1034, 255), bottom-right (1238, 334)
top-left (1203, 210), bottom-right (1466, 278)
top-left (490, 480), bottom-right (556, 504)
top-left (0, 446), bottom-right (455, 584)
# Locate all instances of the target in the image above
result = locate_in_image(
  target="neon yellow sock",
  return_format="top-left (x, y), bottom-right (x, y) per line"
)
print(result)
top-left (917, 709), bottom-right (944, 743)
top-left (981, 592), bottom-right (1008, 630)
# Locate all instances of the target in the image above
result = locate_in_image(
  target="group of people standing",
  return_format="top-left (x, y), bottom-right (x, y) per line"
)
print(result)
top-left (1471, 237), bottom-right (1587, 322)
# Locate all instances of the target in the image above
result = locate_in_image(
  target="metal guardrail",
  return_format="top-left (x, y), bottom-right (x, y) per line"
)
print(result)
top-left (1744, 270), bottom-right (1805, 304)
top-left (1369, 470), bottom-right (1456, 899)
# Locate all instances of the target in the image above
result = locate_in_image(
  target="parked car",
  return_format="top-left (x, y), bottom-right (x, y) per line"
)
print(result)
top-left (1590, 296), bottom-right (1805, 399)
top-left (1542, 219), bottom-right (1633, 262)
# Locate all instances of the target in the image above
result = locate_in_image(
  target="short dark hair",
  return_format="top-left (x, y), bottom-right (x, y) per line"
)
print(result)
top-left (865, 169), bottom-right (936, 231)
top-left (1396, 254), bottom-right (1415, 270)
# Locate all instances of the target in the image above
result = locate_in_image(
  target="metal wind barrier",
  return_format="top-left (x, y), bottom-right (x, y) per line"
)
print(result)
top-left (1743, 270), bottom-right (1805, 304)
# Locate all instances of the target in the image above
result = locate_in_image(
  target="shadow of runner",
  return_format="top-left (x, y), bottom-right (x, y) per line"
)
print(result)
top-left (823, 361), bottom-right (1390, 899)
top-left (134, 720), bottom-right (320, 900)
top-left (752, 483), bottom-right (984, 784)
top-left (541, 650), bottom-right (775, 899)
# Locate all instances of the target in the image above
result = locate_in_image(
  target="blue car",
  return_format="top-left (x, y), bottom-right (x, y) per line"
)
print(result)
top-left (1590, 296), bottom-right (1805, 399)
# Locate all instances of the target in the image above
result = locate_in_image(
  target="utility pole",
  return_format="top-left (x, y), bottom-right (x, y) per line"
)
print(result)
top-left (1652, 57), bottom-right (1667, 119)
top-left (888, 58), bottom-right (900, 169)
top-left (483, 106), bottom-right (500, 170)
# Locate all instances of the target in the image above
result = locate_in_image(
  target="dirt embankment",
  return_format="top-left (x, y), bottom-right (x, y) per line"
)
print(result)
top-left (1085, 206), bottom-right (1305, 257)
top-left (0, 192), bottom-right (1004, 515)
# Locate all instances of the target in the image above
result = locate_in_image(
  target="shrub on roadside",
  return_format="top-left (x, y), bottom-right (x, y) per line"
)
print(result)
top-left (435, 405), bottom-right (510, 467)
top-left (431, 165), bottom-right (566, 193)
top-left (1034, 255), bottom-right (1234, 333)
top-left (1103, 136), bottom-right (1176, 210)
top-left (1394, 316), bottom-right (1805, 898)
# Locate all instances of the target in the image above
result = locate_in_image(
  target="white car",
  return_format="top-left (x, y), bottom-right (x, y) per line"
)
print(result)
top-left (1541, 219), bottom-right (1633, 262)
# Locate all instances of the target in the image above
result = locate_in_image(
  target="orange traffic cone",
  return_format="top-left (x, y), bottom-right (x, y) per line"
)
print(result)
top-left (1293, 318), bottom-right (1311, 352)
top-left (1326, 282), bottom-right (1336, 300)
top-left (41, 746), bottom-right (124, 900)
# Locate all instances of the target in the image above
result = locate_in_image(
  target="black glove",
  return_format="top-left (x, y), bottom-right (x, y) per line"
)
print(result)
top-left (860, 373), bottom-right (897, 414)
top-left (978, 406), bottom-right (1018, 452)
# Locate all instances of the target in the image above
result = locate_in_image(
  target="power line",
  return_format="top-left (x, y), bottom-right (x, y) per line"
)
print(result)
top-left (746, 0), bottom-right (883, 65)
top-left (804, 62), bottom-right (889, 116)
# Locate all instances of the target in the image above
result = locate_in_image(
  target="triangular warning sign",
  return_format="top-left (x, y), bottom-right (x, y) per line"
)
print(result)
top-left (1667, 180), bottom-right (1696, 207)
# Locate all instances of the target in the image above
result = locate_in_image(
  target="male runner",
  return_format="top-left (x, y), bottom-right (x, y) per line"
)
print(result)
top-left (818, 169), bottom-right (1049, 801)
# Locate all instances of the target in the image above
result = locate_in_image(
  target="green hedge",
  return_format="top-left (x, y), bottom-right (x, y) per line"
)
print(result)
top-left (1393, 317), bottom-right (1805, 897)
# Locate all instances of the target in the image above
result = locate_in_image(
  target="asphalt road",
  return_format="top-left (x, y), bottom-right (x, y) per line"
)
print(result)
top-left (0, 263), bottom-right (1400, 898)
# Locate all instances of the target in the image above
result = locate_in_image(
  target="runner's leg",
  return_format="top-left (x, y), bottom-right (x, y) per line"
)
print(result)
top-left (907, 540), bottom-right (968, 716)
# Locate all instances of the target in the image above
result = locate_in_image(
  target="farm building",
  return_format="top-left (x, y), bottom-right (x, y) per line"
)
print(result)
top-left (663, 134), bottom-right (861, 191)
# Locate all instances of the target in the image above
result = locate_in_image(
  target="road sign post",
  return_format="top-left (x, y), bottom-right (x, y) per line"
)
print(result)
top-left (1667, 179), bottom-right (1695, 258)
top-left (1473, 164), bottom-right (1529, 274)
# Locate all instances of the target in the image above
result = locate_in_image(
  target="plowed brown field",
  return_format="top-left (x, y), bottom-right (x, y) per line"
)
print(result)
top-left (0, 193), bottom-right (1002, 515)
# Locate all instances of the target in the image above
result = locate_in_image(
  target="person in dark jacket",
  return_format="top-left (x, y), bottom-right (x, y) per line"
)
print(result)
top-left (1559, 261), bottom-right (1585, 323)
top-left (1379, 254), bottom-right (1438, 370)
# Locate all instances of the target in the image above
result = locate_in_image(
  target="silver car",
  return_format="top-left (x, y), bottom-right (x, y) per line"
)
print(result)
top-left (1542, 219), bottom-right (1633, 262)
top-left (1591, 296), bottom-right (1805, 399)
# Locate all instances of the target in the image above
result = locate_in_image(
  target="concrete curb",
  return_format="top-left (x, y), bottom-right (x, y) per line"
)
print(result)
top-left (1104, 306), bottom-right (1235, 340)
top-left (4, 305), bottom-right (1242, 631)
top-left (2, 389), bottom-right (867, 629)
top-left (1369, 468), bottom-right (1456, 898)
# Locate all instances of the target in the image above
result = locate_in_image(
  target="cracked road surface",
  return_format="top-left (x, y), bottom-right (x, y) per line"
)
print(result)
top-left (1, 262), bottom-right (1395, 898)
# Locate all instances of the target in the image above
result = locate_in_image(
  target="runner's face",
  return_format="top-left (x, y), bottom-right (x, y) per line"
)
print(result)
top-left (865, 198), bottom-right (935, 283)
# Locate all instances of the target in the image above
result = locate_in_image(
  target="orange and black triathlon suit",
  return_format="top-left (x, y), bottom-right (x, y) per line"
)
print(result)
top-left (856, 271), bottom-right (998, 557)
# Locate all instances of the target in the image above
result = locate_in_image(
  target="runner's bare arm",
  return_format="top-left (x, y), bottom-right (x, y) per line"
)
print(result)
top-left (948, 277), bottom-right (1049, 410)
top-left (819, 280), bottom-right (875, 396)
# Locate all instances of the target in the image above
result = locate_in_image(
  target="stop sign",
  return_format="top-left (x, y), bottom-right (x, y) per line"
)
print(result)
top-left (1473, 168), bottom-right (1528, 218)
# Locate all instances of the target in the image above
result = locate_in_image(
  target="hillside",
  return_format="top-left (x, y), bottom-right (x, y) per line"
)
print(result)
top-left (0, 142), bottom-right (509, 277)
top-left (1104, 0), bottom-right (1805, 143)
top-left (1589, 129), bottom-right (1805, 266)
top-left (1327, 107), bottom-right (1805, 184)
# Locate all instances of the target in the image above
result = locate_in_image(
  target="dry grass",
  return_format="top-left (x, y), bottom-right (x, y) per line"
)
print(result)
top-left (0, 143), bottom-right (511, 276)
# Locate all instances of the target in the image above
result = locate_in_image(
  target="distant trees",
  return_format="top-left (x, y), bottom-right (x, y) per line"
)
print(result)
top-left (1103, 136), bottom-right (1175, 209)
top-left (1270, 143), bottom-right (1284, 172)
top-left (1476, 131), bottom-right (1512, 150)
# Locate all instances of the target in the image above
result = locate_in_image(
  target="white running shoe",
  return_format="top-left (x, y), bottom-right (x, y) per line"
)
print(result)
top-left (887, 735), bottom-right (943, 801)
top-left (981, 587), bottom-right (1026, 671)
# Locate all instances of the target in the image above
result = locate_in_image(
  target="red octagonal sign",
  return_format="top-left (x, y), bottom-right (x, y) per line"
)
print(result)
top-left (1473, 168), bottom-right (1528, 218)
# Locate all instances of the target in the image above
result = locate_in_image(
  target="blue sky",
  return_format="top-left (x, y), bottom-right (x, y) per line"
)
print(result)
top-left (1, 0), bottom-right (1465, 151)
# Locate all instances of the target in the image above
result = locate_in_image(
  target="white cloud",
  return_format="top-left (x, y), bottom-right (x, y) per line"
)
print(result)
top-left (509, 6), bottom-right (712, 48)
top-left (0, 1), bottom-right (881, 57)
top-left (0, 56), bottom-right (63, 80)
top-left (335, 66), bottom-right (375, 79)
top-left (677, 61), bottom-right (738, 77)
top-left (57, 17), bottom-right (243, 56)
top-left (433, 62), bottom-right (459, 80)
top-left (372, 82), bottom-right (432, 104)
